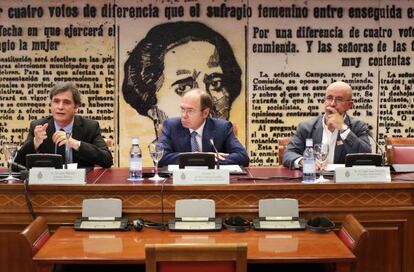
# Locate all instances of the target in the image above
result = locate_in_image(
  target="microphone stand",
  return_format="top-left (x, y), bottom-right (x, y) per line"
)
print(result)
top-left (153, 118), bottom-right (159, 141)
top-left (209, 139), bottom-right (220, 170)
top-left (367, 132), bottom-right (385, 166)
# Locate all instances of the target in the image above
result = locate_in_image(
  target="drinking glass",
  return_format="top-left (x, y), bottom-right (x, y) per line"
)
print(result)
top-left (148, 143), bottom-right (164, 181)
top-left (314, 143), bottom-right (329, 183)
top-left (1, 144), bottom-right (19, 182)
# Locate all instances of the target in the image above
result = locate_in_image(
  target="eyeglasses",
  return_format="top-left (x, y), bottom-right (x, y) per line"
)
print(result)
top-left (324, 96), bottom-right (350, 104)
top-left (180, 107), bottom-right (200, 116)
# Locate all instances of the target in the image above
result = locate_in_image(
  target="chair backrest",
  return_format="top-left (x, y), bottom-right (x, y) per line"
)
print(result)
top-left (19, 216), bottom-right (52, 272)
top-left (145, 243), bottom-right (247, 272)
top-left (385, 137), bottom-right (414, 164)
top-left (20, 216), bottom-right (51, 256)
top-left (338, 214), bottom-right (369, 257)
top-left (232, 123), bottom-right (238, 138)
top-left (277, 137), bottom-right (291, 165)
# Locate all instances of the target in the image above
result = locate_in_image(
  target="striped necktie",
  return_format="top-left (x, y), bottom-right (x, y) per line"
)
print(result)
top-left (191, 131), bottom-right (200, 152)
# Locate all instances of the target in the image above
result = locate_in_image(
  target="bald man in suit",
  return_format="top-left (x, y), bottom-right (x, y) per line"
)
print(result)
top-left (282, 81), bottom-right (371, 169)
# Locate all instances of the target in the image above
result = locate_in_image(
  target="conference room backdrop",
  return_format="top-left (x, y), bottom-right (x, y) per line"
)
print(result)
top-left (0, 0), bottom-right (413, 167)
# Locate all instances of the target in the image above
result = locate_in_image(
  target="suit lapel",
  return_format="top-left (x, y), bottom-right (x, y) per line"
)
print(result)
top-left (71, 116), bottom-right (82, 141)
top-left (44, 118), bottom-right (56, 153)
top-left (312, 116), bottom-right (324, 145)
top-left (178, 123), bottom-right (191, 152)
top-left (202, 118), bottom-right (216, 152)
top-left (71, 116), bottom-right (83, 163)
top-left (333, 114), bottom-right (351, 163)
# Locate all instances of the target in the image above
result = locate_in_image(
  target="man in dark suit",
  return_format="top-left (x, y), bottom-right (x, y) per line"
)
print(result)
top-left (15, 83), bottom-right (112, 169)
top-left (158, 89), bottom-right (249, 167)
top-left (282, 81), bottom-right (371, 169)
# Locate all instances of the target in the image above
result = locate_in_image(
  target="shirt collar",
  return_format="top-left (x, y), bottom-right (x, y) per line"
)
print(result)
top-left (54, 119), bottom-right (74, 134)
top-left (189, 120), bottom-right (206, 136)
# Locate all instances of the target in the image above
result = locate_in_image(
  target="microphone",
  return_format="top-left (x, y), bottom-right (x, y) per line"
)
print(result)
top-left (152, 117), bottom-right (159, 141)
top-left (11, 161), bottom-right (28, 171)
top-left (209, 138), bottom-right (220, 169)
top-left (367, 131), bottom-right (385, 166)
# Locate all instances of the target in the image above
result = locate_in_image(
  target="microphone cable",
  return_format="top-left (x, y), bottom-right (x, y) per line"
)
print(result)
top-left (10, 162), bottom-right (36, 219)
top-left (23, 172), bottom-right (37, 220)
top-left (160, 177), bottom-right (166, 230)
top-left (141, 178), bottom-right (167, 231)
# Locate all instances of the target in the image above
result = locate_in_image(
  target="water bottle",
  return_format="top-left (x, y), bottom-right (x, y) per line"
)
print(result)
top-left (302, 138), bottom-right (316, 183)
top-left (128, 137), bottom-right (143, 181)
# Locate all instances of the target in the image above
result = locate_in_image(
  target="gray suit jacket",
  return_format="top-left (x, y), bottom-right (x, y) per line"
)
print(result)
top-left (15, 115), bottom-right (113, 169)
top-left (282, 114), bottom-right (371, 169)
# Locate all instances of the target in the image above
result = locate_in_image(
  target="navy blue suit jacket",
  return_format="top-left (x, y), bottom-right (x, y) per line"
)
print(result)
top-left (158, 117), bottom-right (249, 167)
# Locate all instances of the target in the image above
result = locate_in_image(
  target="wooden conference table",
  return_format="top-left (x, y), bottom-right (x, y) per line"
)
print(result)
top-left (33, 226), bottom-right (355, 272)
top-left (1, 167), bottom-right (414, 272)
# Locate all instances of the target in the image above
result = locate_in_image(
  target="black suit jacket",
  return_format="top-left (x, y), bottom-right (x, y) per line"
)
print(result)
top-left (158, 117), bottom-right (249, 167)
top-left (15, 116), bottom-right (113, 168)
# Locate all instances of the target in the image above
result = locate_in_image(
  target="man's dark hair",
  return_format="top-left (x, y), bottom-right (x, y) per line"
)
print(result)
top-left (49, 82), bottom-right (81, 106)
top-left (122, 21), bottom-right (242, 118)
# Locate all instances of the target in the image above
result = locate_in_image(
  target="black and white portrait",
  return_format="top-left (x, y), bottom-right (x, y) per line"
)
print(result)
top-left (122, 21), bottom-right (242, 135)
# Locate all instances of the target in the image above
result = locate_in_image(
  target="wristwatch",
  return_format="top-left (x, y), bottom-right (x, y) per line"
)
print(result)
top-left (340, 124), bottom-right (349, 134)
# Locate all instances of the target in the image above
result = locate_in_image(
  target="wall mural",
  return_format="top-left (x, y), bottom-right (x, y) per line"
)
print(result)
top-left (0, 0), bottom-right (413, 167)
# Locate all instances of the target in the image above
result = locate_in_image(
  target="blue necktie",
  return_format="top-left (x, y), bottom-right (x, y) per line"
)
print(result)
top-left (191, 131), bottom-right (200, 152)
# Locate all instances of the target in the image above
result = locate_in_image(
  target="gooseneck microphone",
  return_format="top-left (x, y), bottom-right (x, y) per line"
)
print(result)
top-left (209, 138), bottom-right (220, 169)
top-left (11, 161), bottom-right (28, 171)
top-left (367, 132), bottom-right (385, 166)
top-left (153, 118), bottom-right (159, 141)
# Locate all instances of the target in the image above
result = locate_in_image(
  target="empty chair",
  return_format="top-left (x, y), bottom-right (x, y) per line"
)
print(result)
top-left (19, 216), bottom-right (53, 272)
top-left (277, 137), bottom-right (291, 165)
top-left (145, 243), bottom-right (247, 272)
top-left (337, 214), bottom-right (369, 272)
top-left (385, 137), bottom-right (414, 164)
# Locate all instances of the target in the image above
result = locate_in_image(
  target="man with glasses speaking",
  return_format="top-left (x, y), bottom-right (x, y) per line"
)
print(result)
top-left (158, 88), bottom-right (249, 167)
top-left (282, 81), bottom-right (371, 169)
top-left (15, 82), bottom-right (113, 169)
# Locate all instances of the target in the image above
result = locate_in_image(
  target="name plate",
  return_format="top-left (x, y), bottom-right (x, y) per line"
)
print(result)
top-left (29, 168), bottom-right (86, 184)
top-left (335, 166), bottom-right (391, 183)
top-left (173, 169), bottom-right (229, 185)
